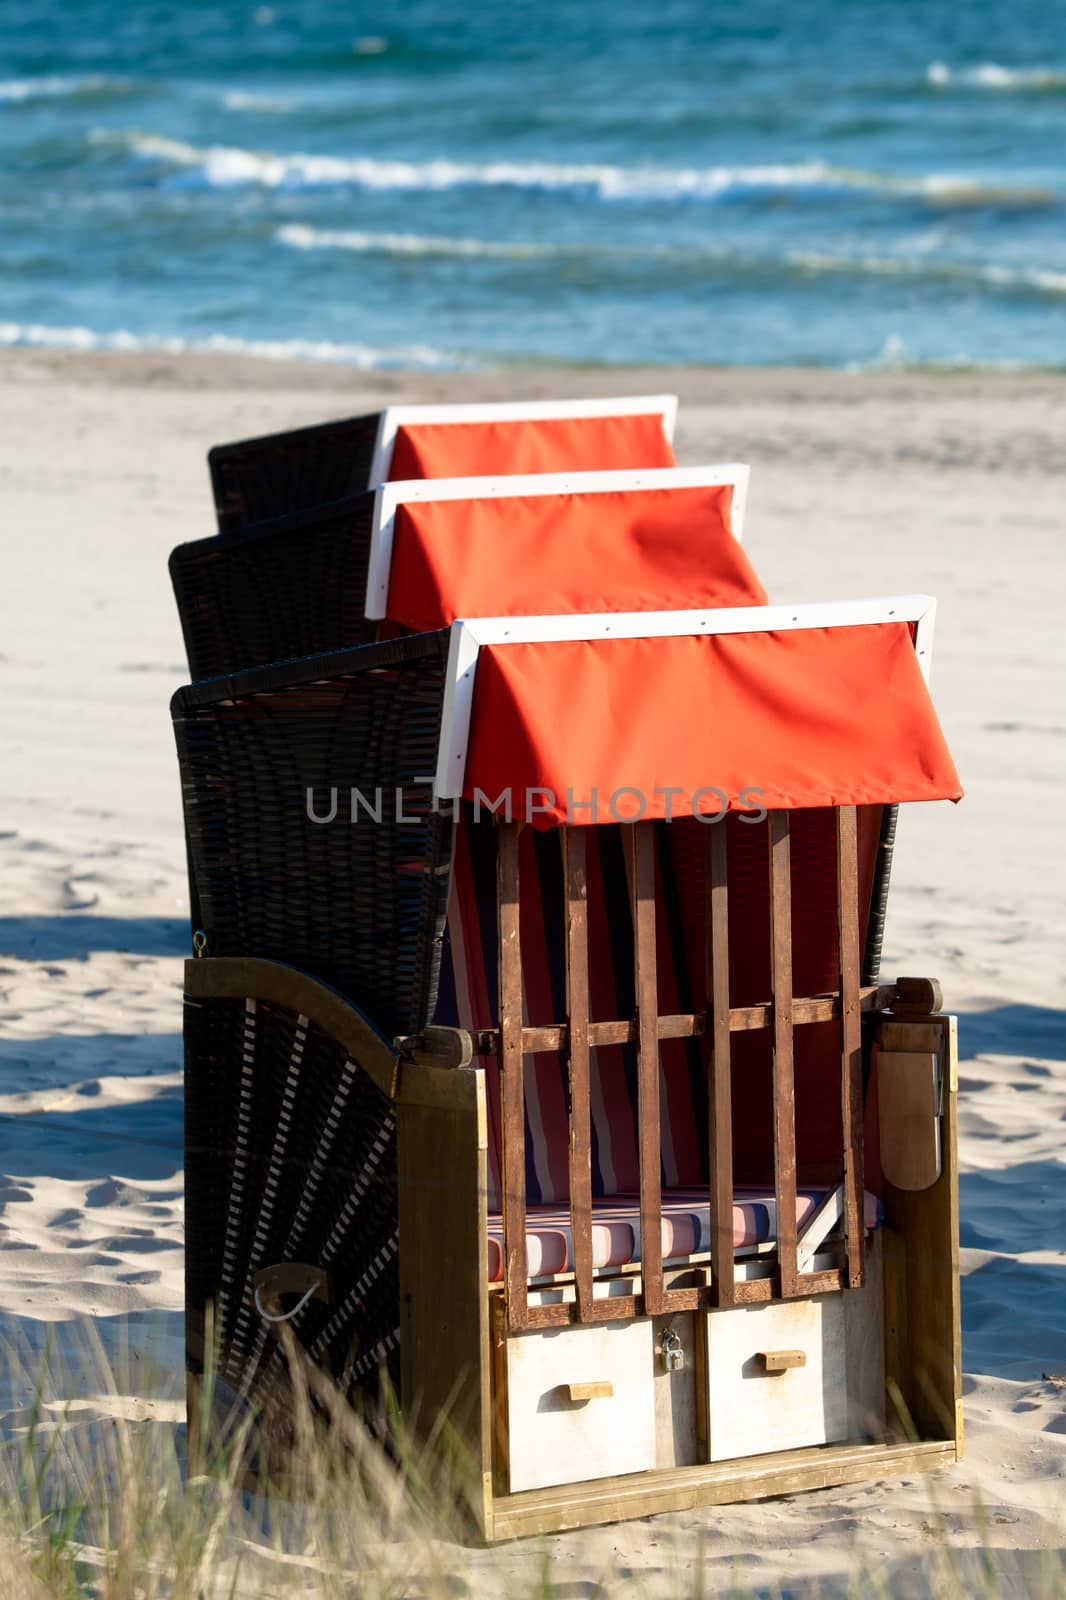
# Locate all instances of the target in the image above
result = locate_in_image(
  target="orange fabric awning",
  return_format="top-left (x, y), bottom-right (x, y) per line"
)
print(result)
top-left (387, 412), bottom-right (676, 481)
top-left (462, 623), bottom-right (962, 828)
top-left (385, 485), bottom-right (765, 631)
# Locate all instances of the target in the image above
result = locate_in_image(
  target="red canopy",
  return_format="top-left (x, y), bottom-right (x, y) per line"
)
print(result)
top-left (385, 484), bottom-right (764, 631)
top-left (462, 622), bottom-right (962, 827)
top-left (387, 411), bottom-right (676, 482)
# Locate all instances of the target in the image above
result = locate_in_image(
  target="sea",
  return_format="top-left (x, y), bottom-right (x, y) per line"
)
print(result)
top-left (2, 0), bottom-right (1066, 372)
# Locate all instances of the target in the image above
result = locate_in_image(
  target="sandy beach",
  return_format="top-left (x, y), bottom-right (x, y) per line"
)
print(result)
top-left (1, 347), bottom-right (1064, 1590)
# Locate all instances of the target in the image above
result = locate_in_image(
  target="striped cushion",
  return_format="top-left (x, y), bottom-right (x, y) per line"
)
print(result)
top-left (486, 1187), bottom-right (883, 1283)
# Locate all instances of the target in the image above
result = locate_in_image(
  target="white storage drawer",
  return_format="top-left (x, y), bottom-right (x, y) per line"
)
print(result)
top-left (706, 1294), bottom-right (847, 1462)
top-left (505, 1318), bottom-right (656, 1492)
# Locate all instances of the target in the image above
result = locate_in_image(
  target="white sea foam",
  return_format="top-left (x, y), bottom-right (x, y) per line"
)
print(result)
top-left (276, 223), bottom-right (560, 258)
top-left (222, 90), bottom-right (293, 113)
top-left (789, 250), bottom-right (1066, 295)
top-left (95, 130), bottom-right (1045, 206)
top-left (279, 225), bottom-right (1066, 295)
top-left (0, 74), bottom-right (127, 103)
top-left (0, 321), bottom-right (461, 369)
top-left (927, 60), bottom-right (1066, 91)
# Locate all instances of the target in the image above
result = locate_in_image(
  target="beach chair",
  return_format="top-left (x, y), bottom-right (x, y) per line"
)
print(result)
top-left (174, 595), bottom-right (962, 1541)
top-left (170, 464), bottom-right (753, 681)
top-left (207, 395), bottom-right (679, 531)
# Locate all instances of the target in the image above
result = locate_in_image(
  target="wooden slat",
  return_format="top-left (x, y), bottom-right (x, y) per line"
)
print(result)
top-left (564, 828), bottom-right (594, 1323)
top-left (524, 1296), bottom-right (640, 1329)
top-left (461, 984), bottom-right (894, 1059)
top-left (631, 823), bottom-right (664, 1317)
top-left (731, 1276), bottom-right (774, 1305)
top-left (521, 1301), bottom-right (572, 1330)
top-left (768, 812), bottom-right (799, 1299)
top-left (498, 821), bottom-right (529, 1332)
top-left (795, 1266), bottom-right (847, 1296)
top-left (706, 822), bottom-right (735, 1308)
top-left (836, 806), bottom-right (866, 1289)
top-left (655, 1285), bottom-right (702, 1312)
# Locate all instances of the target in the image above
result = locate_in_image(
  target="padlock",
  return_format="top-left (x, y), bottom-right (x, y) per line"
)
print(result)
top-left (662, 1327), bottom-right (684, 1373)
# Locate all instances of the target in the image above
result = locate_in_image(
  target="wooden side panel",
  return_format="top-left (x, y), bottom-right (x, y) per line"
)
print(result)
top-left (880, 1014), bottom-right (961, 1453)
top-left (878, 1051), bottom-right (942, 1190)
top-left (398, 1064), bottom-right (492, 1535)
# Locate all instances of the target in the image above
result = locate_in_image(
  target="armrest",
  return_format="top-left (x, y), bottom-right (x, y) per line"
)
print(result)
top-left (873, 983), bottom-right (957, 1193)
top-left (184, 955), bottom-right (400, 1099)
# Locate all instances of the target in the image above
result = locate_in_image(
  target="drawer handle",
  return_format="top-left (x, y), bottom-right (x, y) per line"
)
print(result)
top-left (564, 1381), bottom-right (614, 1402)
top-left (757, 1349), bottom-right (807, 1374)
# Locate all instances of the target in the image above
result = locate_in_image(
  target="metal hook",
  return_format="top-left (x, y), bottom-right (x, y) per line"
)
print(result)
top-left (254, 1280), bottom-right (322, 1324)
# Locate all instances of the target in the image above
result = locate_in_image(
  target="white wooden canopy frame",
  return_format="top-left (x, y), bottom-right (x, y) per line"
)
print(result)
top-left (367, 393), bottom-right (679, 488)
top-left (365, 463), bottom-right (751, 621)
top-left (434, 594), bottom-right (938, 801)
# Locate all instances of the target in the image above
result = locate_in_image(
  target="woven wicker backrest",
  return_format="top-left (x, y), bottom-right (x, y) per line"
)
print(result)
top-left (171, 495), bottom-right (378, 682)
top-left (209, 413), bottom-right (380, 532)
top-left (172, 630), bottom-right (453, 1037)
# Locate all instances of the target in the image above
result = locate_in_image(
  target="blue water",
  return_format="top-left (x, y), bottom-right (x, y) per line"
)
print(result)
top-left (3, 0), bottom-right (1066, 370)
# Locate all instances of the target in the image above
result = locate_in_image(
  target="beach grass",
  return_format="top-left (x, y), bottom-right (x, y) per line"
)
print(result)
top-left (0, 1321), bottom-right (1062, 1599)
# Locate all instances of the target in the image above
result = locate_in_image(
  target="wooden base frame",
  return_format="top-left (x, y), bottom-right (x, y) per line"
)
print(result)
top-left (489, 1439), bottom-right (956, 1542)
top-left (397, 1005), bottom-right (961, 1543)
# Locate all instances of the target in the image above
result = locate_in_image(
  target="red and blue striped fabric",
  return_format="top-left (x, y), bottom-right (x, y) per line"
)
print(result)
top-left (485, 1186), bottom-right (883, 1283)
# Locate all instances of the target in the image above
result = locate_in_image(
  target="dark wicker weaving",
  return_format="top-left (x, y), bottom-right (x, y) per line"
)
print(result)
top-left (170, 493), bottom-right (377, 680)
top-left (208, 411), bottom-right (380, 532)
top-left (184, 986), bottom-right (399, 1449)
top-left (862, 803), bottom-right (898, 985)
top-left (172, 629), bottom-right (454, 1037)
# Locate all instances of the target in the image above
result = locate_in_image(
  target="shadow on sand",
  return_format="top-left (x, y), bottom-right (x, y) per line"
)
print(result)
top-left (0, 914), bottom-right (188, 961)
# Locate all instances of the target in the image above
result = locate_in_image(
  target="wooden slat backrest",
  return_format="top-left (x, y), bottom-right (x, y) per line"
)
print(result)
top-left (494, 809), bottom-right (867, 1331)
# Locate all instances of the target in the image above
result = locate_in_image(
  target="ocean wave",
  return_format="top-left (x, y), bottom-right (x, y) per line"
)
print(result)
top-left (91, 130), bottom-right (1054, 208)
top-left (276, 225), bottom-right (1066, 298)
top-left (789, 251), bottom-right (1066, 297)
top-left (0, 320), bottom-right (462, 369)
top-left (276, 223), bottom-right (562, 258)
top-left (0, 74), bottom-right (131, 104)
top-left (222, 90), bottom-right (294, 113)
top-left (927, 61), bottom-right (1066, 92)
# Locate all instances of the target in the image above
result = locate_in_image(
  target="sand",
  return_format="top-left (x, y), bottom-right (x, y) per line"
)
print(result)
top-left (0, 347), bottom-right (1064, 1590)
